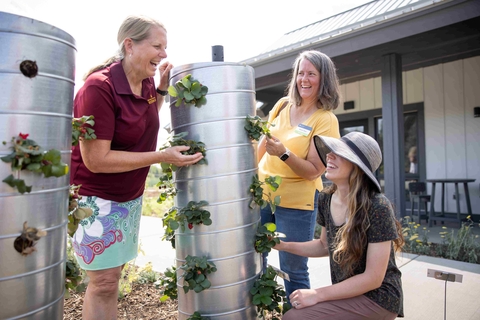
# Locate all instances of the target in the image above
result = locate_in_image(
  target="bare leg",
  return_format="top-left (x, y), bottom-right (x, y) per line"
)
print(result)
top-left (82, 266), bottom-right (123, 320)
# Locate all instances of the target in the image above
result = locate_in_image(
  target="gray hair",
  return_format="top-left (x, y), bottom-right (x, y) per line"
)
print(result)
top-left (83, 15), bottom-right (166, 80)
top-left (286, 50), bottom-right (341, 111)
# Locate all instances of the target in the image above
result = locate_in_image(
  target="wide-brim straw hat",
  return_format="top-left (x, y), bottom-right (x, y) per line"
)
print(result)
top-left (313, 131), bottom-right (382, 192)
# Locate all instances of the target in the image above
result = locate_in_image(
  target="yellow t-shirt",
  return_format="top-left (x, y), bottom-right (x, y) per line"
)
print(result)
top-left (258, 98), bottom-right (340, 210)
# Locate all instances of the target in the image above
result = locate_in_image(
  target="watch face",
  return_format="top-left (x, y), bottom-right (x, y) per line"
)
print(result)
top-left (280, 154), bottom-right (289, 161)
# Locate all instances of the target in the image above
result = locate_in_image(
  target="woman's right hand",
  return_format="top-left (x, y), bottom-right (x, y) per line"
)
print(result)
top-left (160, 145), bottom-right (204, 167)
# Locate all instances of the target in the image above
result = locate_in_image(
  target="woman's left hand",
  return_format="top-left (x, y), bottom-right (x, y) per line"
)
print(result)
top-left (158, 61), bottom-right (173, 90)
top-left (289, 289), bottom-right (320, 309)
top-left (264, 135), bottom-right (286, 157)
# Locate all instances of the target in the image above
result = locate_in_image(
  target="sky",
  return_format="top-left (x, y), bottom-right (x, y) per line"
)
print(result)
top-left (2, 0), bottom-right (371, 140)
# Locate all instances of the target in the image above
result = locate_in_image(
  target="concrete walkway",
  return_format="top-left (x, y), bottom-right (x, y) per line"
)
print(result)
top-left (136, 216), bottom-right (480, 320)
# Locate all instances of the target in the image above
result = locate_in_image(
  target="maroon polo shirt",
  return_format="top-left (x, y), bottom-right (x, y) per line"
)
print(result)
top-left (70, 61), bottom-right (160, 202)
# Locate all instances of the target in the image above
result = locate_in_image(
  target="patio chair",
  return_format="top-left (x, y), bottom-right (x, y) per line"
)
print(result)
top-left (408, 182), bottom-right (431, 224)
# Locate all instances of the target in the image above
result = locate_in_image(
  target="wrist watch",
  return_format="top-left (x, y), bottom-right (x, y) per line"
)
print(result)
top-left (280, 148), bottom-right (291, 161)
top-left (156, 88), bottom-right (168, 96)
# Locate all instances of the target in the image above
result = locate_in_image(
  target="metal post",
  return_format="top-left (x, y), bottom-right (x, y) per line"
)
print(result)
top-left (382, 53), bottom-right (406, 218)
top-left (169, 62), bottom-right (259, 319)
top-left (0, 12), bottom-right (75, 319)
top-left (211, 45), bottom-right (224, 62)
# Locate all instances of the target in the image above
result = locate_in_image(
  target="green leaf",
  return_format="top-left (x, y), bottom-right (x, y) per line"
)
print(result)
top-left (181, 76), bottom-right (192, 90)
top-left (168, 85), bottom-right (178, 97)
top-left (1, 153), bottom-right (16, 163)
top-left (265, 222), bottom-right (277, 233)
top-left (191, 81), bottom-right (201, 95)
top-left (26, 162), bottom-right (41, 171)
top-left (184, 91), bottom-right (194, 101)
top-left (274, 196), bottom-right (281, 205)
top-left (43, 149), bottom-right (62, 164)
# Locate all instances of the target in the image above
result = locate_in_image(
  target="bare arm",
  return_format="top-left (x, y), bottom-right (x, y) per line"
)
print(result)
top-left (257, 135), bottom-right (266, 162)
top-left (274, 226), bottom-right (329, 258)
top-left (156, 61), bottom-right (173, 111)
top-left (290, 240), bottom-right (392, 308)
top-left (80, 139), bottom-right (203, 173)
top-left (264, 135), bottom-right (325, 180)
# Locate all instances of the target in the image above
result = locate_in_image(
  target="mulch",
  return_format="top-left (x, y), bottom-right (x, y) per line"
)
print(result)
top-left (63, 282), bottom-right (178, 320)
top-left (63, 282), bottom-right (281, 319)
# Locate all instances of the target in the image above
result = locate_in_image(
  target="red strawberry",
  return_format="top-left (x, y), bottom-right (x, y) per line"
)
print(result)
top-left (188, 223), bottom-right (193, 229)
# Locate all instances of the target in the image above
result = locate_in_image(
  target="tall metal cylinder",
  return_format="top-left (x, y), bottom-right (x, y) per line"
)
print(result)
top-left (0, 12), bottom-right (75, 320)
top-left (170, 62), bottom-right (260, 319)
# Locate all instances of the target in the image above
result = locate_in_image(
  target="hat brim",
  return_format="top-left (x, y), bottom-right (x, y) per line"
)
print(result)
top-left (314, 135), bottom-right (381, 193)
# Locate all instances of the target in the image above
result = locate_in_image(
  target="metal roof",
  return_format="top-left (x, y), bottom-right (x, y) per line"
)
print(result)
top-left (243, 0), bottom-right (448, 64)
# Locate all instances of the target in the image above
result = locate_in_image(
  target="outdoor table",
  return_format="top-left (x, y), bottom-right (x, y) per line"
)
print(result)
top-left (426, 178), bottom-right (476, 227)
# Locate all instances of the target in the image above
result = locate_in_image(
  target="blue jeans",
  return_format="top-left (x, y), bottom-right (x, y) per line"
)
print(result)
top-left (261, 191), bottom-right (318, 300)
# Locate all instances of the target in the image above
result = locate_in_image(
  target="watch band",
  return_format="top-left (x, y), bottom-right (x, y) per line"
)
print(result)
top-left (280, 148), bottom-right (291, 161)
top-left (156, 88), bottom-right (168, 96)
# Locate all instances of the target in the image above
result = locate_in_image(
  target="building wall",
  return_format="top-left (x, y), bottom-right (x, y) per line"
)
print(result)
top-left (334, 56), bottom-right (480, 215)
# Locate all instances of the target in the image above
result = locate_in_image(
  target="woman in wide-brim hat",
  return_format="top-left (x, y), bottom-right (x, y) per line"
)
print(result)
top-left (275, 131), bottom-right (405, 320)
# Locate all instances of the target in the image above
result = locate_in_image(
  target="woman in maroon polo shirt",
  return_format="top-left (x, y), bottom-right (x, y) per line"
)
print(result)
top-left (70, 15), bottom-right (203, 319)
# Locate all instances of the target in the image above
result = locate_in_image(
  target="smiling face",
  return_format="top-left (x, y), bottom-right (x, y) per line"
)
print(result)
top-left (130, 26), bottom-right (167, 79)
top-left (296, 58), bottom-right (321, 102)
top-left (325, 152), bottom-right (355, 186)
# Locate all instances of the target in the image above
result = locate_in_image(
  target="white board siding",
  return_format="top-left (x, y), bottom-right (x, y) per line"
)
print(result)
top-left (374, 77), bottom-right (382, 110)
top-left (335, 84), bottom-right (347, 115)
top-left (464, 56), bottom-right (480, 215)
top-left (359, 78), bottom-right (376, 111)
top-left (424, 64), bottom-right (447, 212)
top-left (334, 57), bottom-right (480, 215)
top-left (405, 69), bottom-right (424, 104)
top-left (345, 81), bottom-right (360, 114)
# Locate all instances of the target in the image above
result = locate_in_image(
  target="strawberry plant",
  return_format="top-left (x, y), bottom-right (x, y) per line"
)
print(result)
top-left (187, 312), bottom-right (210, 320)
top-left (245, 115), bottom-right (274, 140)
top-left (157, 132), bottom-right (208, 204)
top-left (178, 255), bottom-right (217, 294)
top-left (156, 162), bottom-right (177, 204)
top-left (158, 266), bottom-right (178, 302)
top-left (250, 265), bottom-right (290, 320)
top-left (65, 238), bottom-right (87, 298)
top-left (160, 131), bottom-right (207, 164)
top-left (255, 223), bottom-right (281, 254)
top-left (162, 200), bottom-right (211, 248)
top-left (168, 74), bottom-right (208, 107)
top-left (72, 115), bottom-right (96, 146)
top-left (68, 184), bottom-right (93, 237)
top-left (249, 174), bottom-right (282, 213)
top-left (1, 133), bottom-right (69, 193)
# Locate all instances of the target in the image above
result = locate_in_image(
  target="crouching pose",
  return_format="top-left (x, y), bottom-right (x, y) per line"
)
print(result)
top-left (276, 132), bottom-right (404, 319)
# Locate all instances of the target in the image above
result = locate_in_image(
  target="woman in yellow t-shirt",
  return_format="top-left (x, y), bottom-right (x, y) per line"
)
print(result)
top-left (257, 50), bottom-right (341, 301)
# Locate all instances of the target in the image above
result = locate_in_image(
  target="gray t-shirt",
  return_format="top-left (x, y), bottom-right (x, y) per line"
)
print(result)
top-left (317, 191), bottom-right (404, 317)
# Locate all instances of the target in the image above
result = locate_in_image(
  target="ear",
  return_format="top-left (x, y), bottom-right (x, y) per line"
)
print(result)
top-left (123, 38), bottom-right (134, 55)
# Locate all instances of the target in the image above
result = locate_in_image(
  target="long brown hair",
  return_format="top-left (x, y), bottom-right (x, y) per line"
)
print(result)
top-left (325, 165), bottom-right (404, 276)
top-left (286, 50), bottom-right (341, 111)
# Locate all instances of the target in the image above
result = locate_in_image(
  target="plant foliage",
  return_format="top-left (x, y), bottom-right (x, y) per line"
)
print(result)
top-left (68, 184), bottom-right (94, 237)
top-left (249, 174), bottom-right (282, 213)
top-left (250, 265), bottom-right (290, 319)
top-left (178, 255), bottom-right (217, 294)
top-left (158, 266), bottom-right (178, 302)
top-left (1, 133), bottom-right (69, 193)
top-left (72, 115), bottom-right (96, 146)
top-left (162, 200), bottom-right (211, 249)
top-left (255, 223), bottom-right (281, 254)
top-left (244, 115), bottom-right (274, 140)
top-left (168, 74), bottom-right (208, 107)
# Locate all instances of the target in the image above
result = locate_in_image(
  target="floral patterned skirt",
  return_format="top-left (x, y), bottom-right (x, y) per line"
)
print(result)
top-left (72, 195), bottom-right (142, 270)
